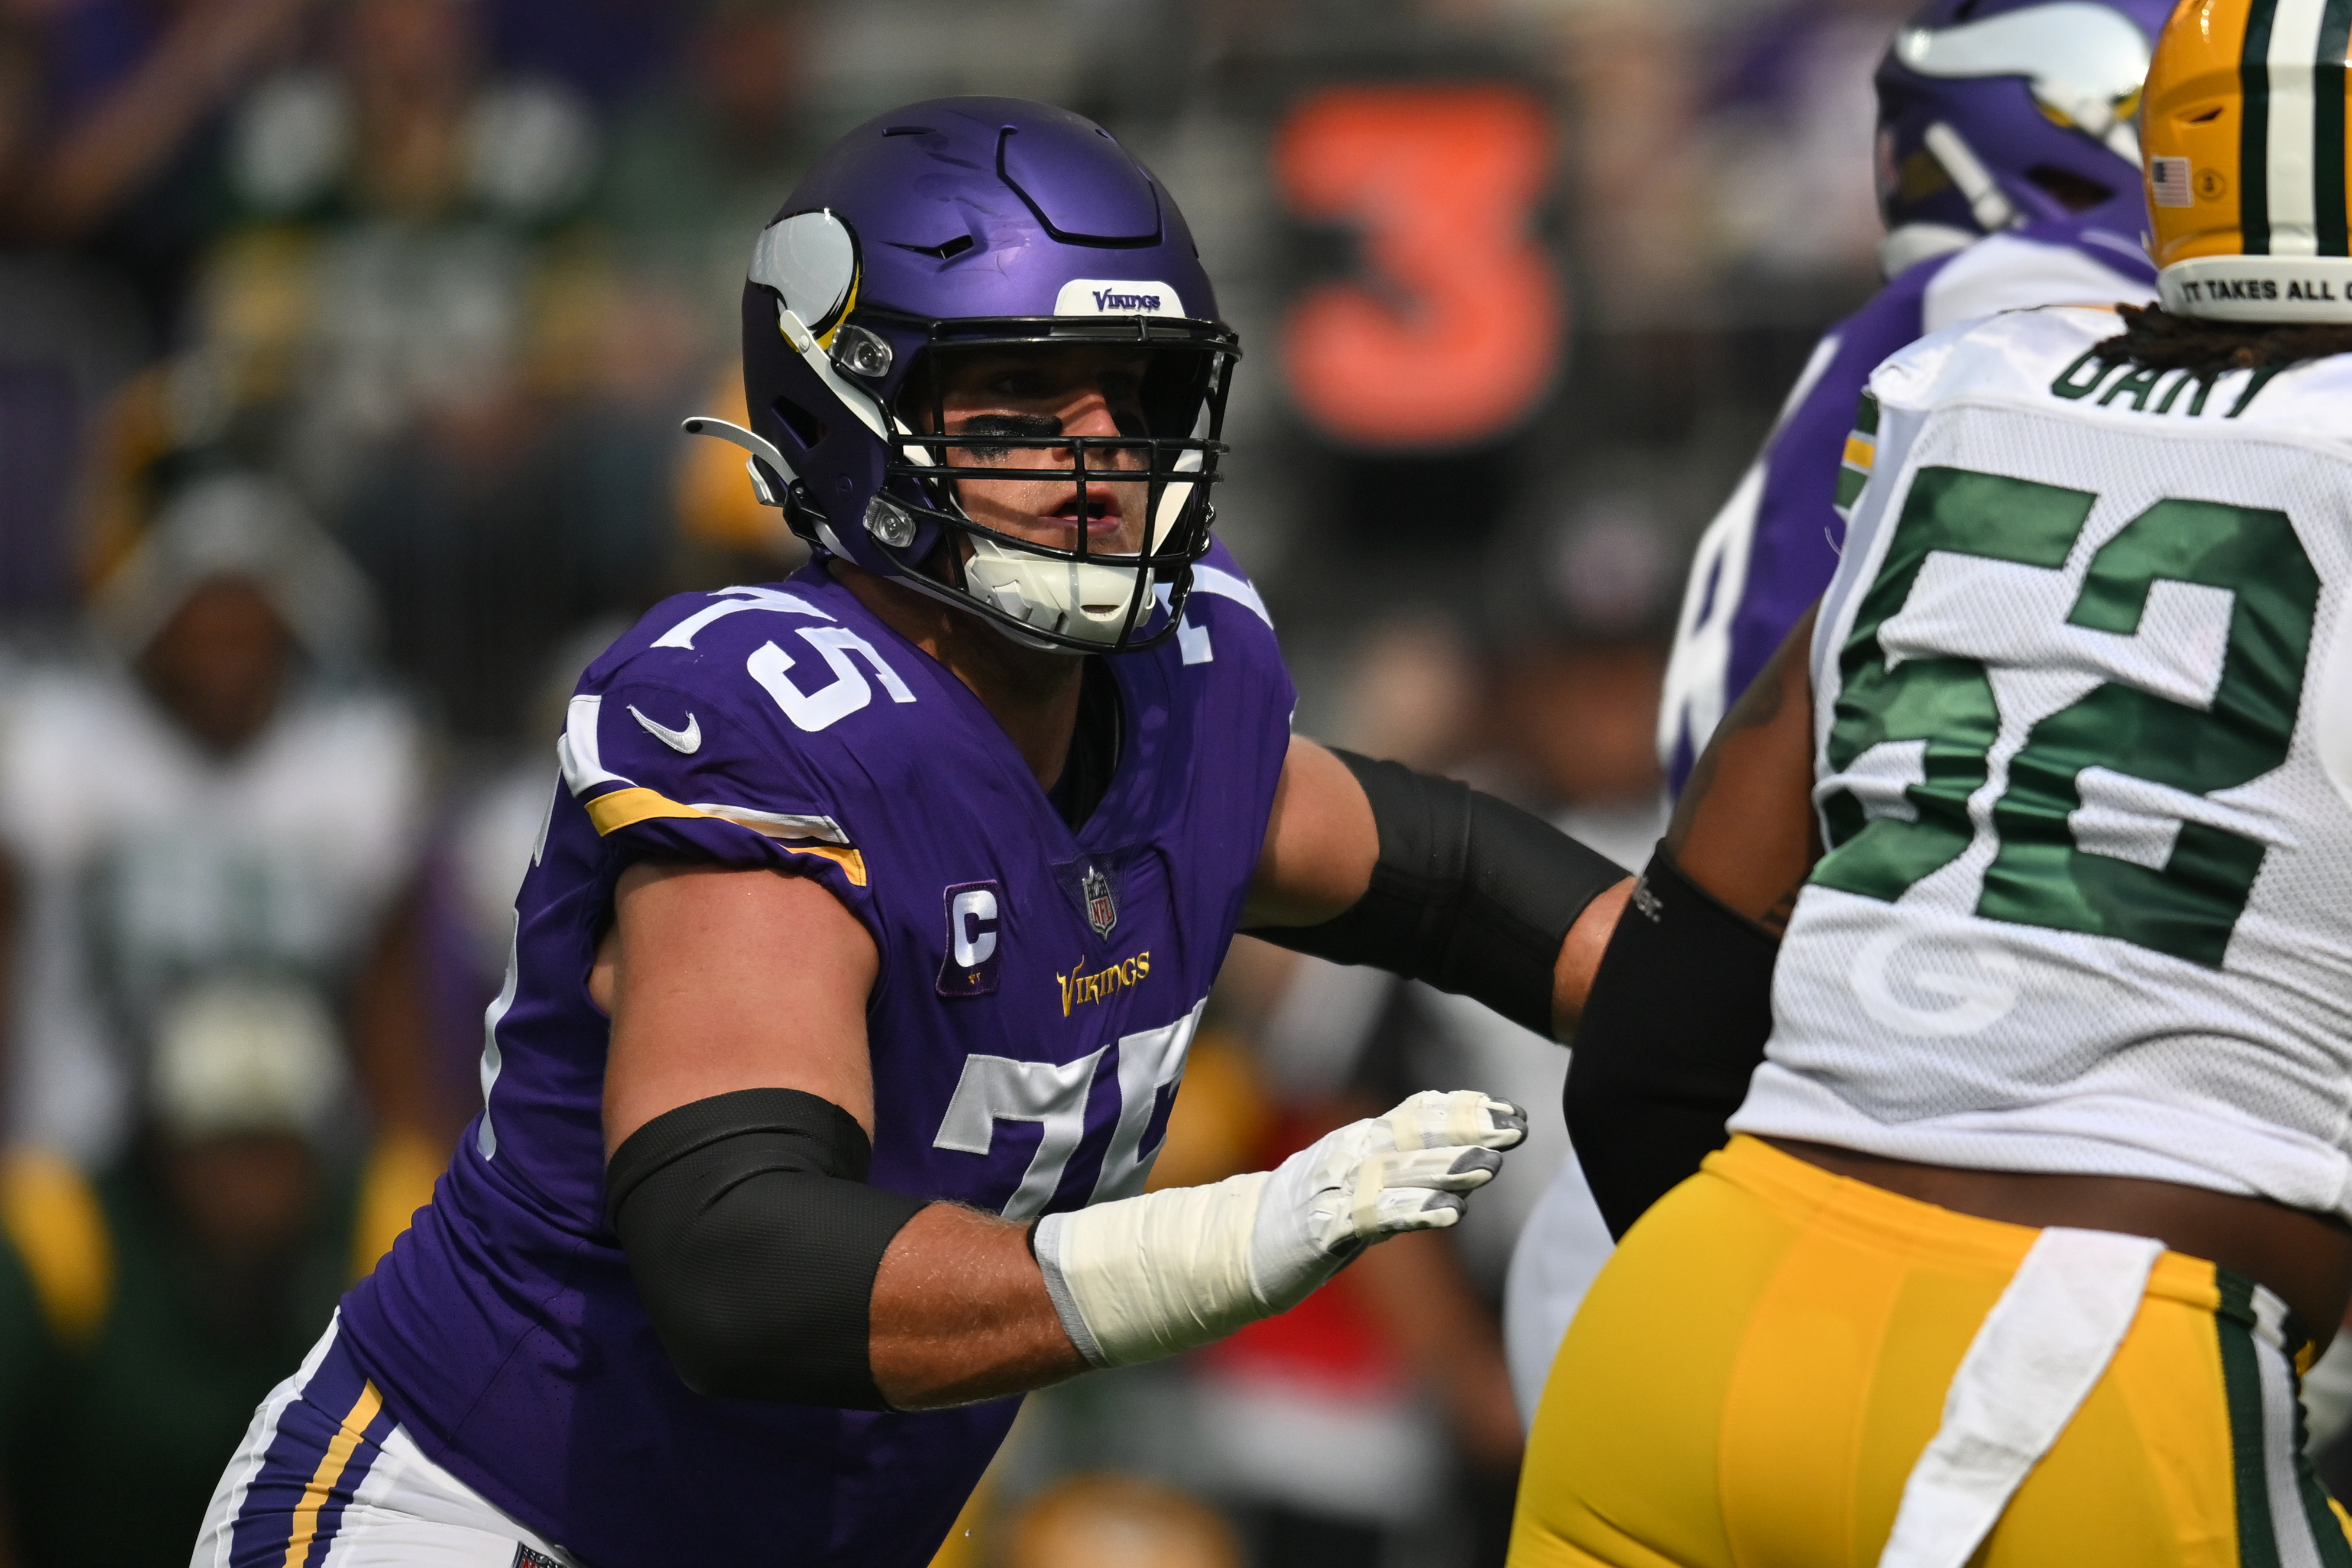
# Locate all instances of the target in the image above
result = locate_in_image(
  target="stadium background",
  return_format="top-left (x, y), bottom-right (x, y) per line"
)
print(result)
top-left (0, 0), bottom-right (1904, 1563)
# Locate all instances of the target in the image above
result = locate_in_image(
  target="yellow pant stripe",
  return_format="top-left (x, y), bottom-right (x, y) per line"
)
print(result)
top-left (279, 1381), bottom-right (383, 1568)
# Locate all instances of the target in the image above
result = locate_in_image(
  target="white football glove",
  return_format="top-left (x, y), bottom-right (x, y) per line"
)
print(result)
top-left (1034, 1090), bottom-right (1526, 1368)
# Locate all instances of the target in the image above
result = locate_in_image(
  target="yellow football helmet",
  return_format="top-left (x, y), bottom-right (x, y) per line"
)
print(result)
top-left (2144, 0), bottom-right (2352, 319)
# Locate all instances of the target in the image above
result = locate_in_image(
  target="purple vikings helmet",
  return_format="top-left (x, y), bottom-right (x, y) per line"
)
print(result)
top-left (684, 98), bottom-right (1240, 653)
top-left (1872, 0), bottom-right (2175, 274)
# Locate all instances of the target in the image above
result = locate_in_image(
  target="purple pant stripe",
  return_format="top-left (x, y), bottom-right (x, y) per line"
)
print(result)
top-left (225, 1333), bottom-right (375, 1568)
top-left (296, 1397), bottom-right (397, 1568)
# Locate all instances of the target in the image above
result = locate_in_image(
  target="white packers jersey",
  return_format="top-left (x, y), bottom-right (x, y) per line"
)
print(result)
top-left (0, 668), bottom-right (425, 1161)
top-left (1730, 305), bottom-right (2352, 1221)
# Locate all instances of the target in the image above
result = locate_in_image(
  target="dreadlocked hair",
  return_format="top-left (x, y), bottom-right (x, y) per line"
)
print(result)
top-left (2092, 302), bottom-right (2352, 378)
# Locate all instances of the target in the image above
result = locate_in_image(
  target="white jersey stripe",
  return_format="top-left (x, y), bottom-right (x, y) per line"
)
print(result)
top-left (2269, 0), bottom-right (2330, 256)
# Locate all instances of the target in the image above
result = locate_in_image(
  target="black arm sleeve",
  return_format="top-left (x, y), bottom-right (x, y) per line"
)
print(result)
top-left (1564, 846), bottom-right (1778, 1239)
top-left (1244, 749), bottom-right (1628, 1038)
top-left (605, 1087), bottom-right (927, 1409)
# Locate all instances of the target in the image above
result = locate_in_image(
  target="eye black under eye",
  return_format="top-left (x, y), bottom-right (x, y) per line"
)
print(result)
top-left (955, 413), bottom-right (1061, 461)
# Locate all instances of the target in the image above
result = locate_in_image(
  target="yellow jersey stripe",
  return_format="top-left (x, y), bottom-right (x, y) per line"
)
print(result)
top-left (582, 787), bottom-right (869, 886)
top-left (279, 1381), bottom-right (384, 1568)
top-left (1842, 433), bottom-right (1876, 470)
top-left (772, 841), bottom-right (869, 886)
top-left (584, 785), bottom-right (708, 834)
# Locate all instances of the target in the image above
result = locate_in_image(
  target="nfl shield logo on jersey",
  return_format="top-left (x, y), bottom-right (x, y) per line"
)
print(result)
top-left (1081, 864), bottom-right (1118, 939)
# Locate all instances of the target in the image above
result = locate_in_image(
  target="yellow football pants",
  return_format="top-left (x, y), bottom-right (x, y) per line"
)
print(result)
top-left (1509, 1135), bottom-right (2352, 1568)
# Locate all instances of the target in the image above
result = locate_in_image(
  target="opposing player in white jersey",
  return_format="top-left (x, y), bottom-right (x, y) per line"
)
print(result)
top-left (1507, 0), bottom-right (2168, 1421)
top-left (1515, 0), bottom-right (2352, 1560)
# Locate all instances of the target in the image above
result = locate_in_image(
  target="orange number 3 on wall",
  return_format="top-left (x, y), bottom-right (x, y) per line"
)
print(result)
top-left (1275, 84), bottom-right (1564, 451)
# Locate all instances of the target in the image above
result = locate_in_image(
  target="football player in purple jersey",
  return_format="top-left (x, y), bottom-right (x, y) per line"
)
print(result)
top-left (1656, 0), bottom-right (2172, 802)
top-left (190, 99), bottom-right (1633, 1568)
top-left (1500, 0), bottom-right (2178, 1412)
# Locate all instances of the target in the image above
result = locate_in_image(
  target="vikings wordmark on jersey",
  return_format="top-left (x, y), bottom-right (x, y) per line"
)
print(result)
top-left (332, 540), bottom-right (1293, 1568)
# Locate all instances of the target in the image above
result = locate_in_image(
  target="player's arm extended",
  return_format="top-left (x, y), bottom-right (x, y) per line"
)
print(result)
top-left (1240, 736), bottom-right (1634, 1040)
top-left (598, 863), bottom-right (1524, 1411)
top-left (596, 862), bottom-right (1077, 1410)
top-left (1564, 607), bottom-right (1822, 1238)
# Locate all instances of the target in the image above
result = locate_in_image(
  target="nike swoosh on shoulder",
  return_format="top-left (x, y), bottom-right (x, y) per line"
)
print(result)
top-left (629, 705), bottom-right (701, 754)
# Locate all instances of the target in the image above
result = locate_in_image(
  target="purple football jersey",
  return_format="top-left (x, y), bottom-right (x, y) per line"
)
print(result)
top-left (336, 541), bottom-right (1295, 1567)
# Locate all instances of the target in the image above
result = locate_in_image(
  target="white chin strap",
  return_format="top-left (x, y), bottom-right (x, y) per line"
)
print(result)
top-left (958, 427), bottom-right (1203, 646)
top-left (963, 534), bottom-right (1146, 645)
top-left (943, 397), bottom-right (1213, 647)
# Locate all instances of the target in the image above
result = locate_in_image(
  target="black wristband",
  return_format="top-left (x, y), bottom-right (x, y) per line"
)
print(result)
top-left (607, 1087), bottom-right (925, 1409)
top-left (1245, 750), bottom-right (1627, 1038)
top-left (1564, 846), bottom-right (1778, 1239)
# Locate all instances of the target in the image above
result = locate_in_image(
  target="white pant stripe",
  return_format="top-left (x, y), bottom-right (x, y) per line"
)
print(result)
top-left (192, 1318), bottom-right (579, 1568)
top-left (314, 1426), bottom-right (574, 1568)
top-left (2253, 1288), bottom-right (2327, 1568)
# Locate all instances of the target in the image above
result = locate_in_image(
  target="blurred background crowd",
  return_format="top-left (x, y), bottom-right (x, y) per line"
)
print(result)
top-left (0, 0), bottom-right (1907, 1563)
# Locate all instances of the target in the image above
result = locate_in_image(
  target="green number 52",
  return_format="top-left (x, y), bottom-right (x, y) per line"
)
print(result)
top-left (1813, 465), bottom-right (2319, 967)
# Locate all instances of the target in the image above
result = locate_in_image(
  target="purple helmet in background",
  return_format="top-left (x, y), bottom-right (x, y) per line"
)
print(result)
top-left (1872, 0), bottom-right (2173, 275)
top-left (684, 97), bottom-right (1240, 654)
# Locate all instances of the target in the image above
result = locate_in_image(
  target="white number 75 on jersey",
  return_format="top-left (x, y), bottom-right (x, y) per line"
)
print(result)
top-left (932, 1001), bottom-right (1205, 1219)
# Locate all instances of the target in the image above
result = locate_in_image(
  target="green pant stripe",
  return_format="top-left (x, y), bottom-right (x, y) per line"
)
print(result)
top-left (2292, 1352), bottom-right (2352, 1566)
top-left (2296, 1452), bottom-right (2352, 1566)
top-left (2218, 1271), bottom-right (2283, 1568)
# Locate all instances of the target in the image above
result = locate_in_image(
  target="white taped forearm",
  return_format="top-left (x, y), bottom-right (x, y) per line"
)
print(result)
top-left (1032, 1171), bottom-right (1270, 1369)
top-left (1032, 1091), bottom-right (1527, 1372)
